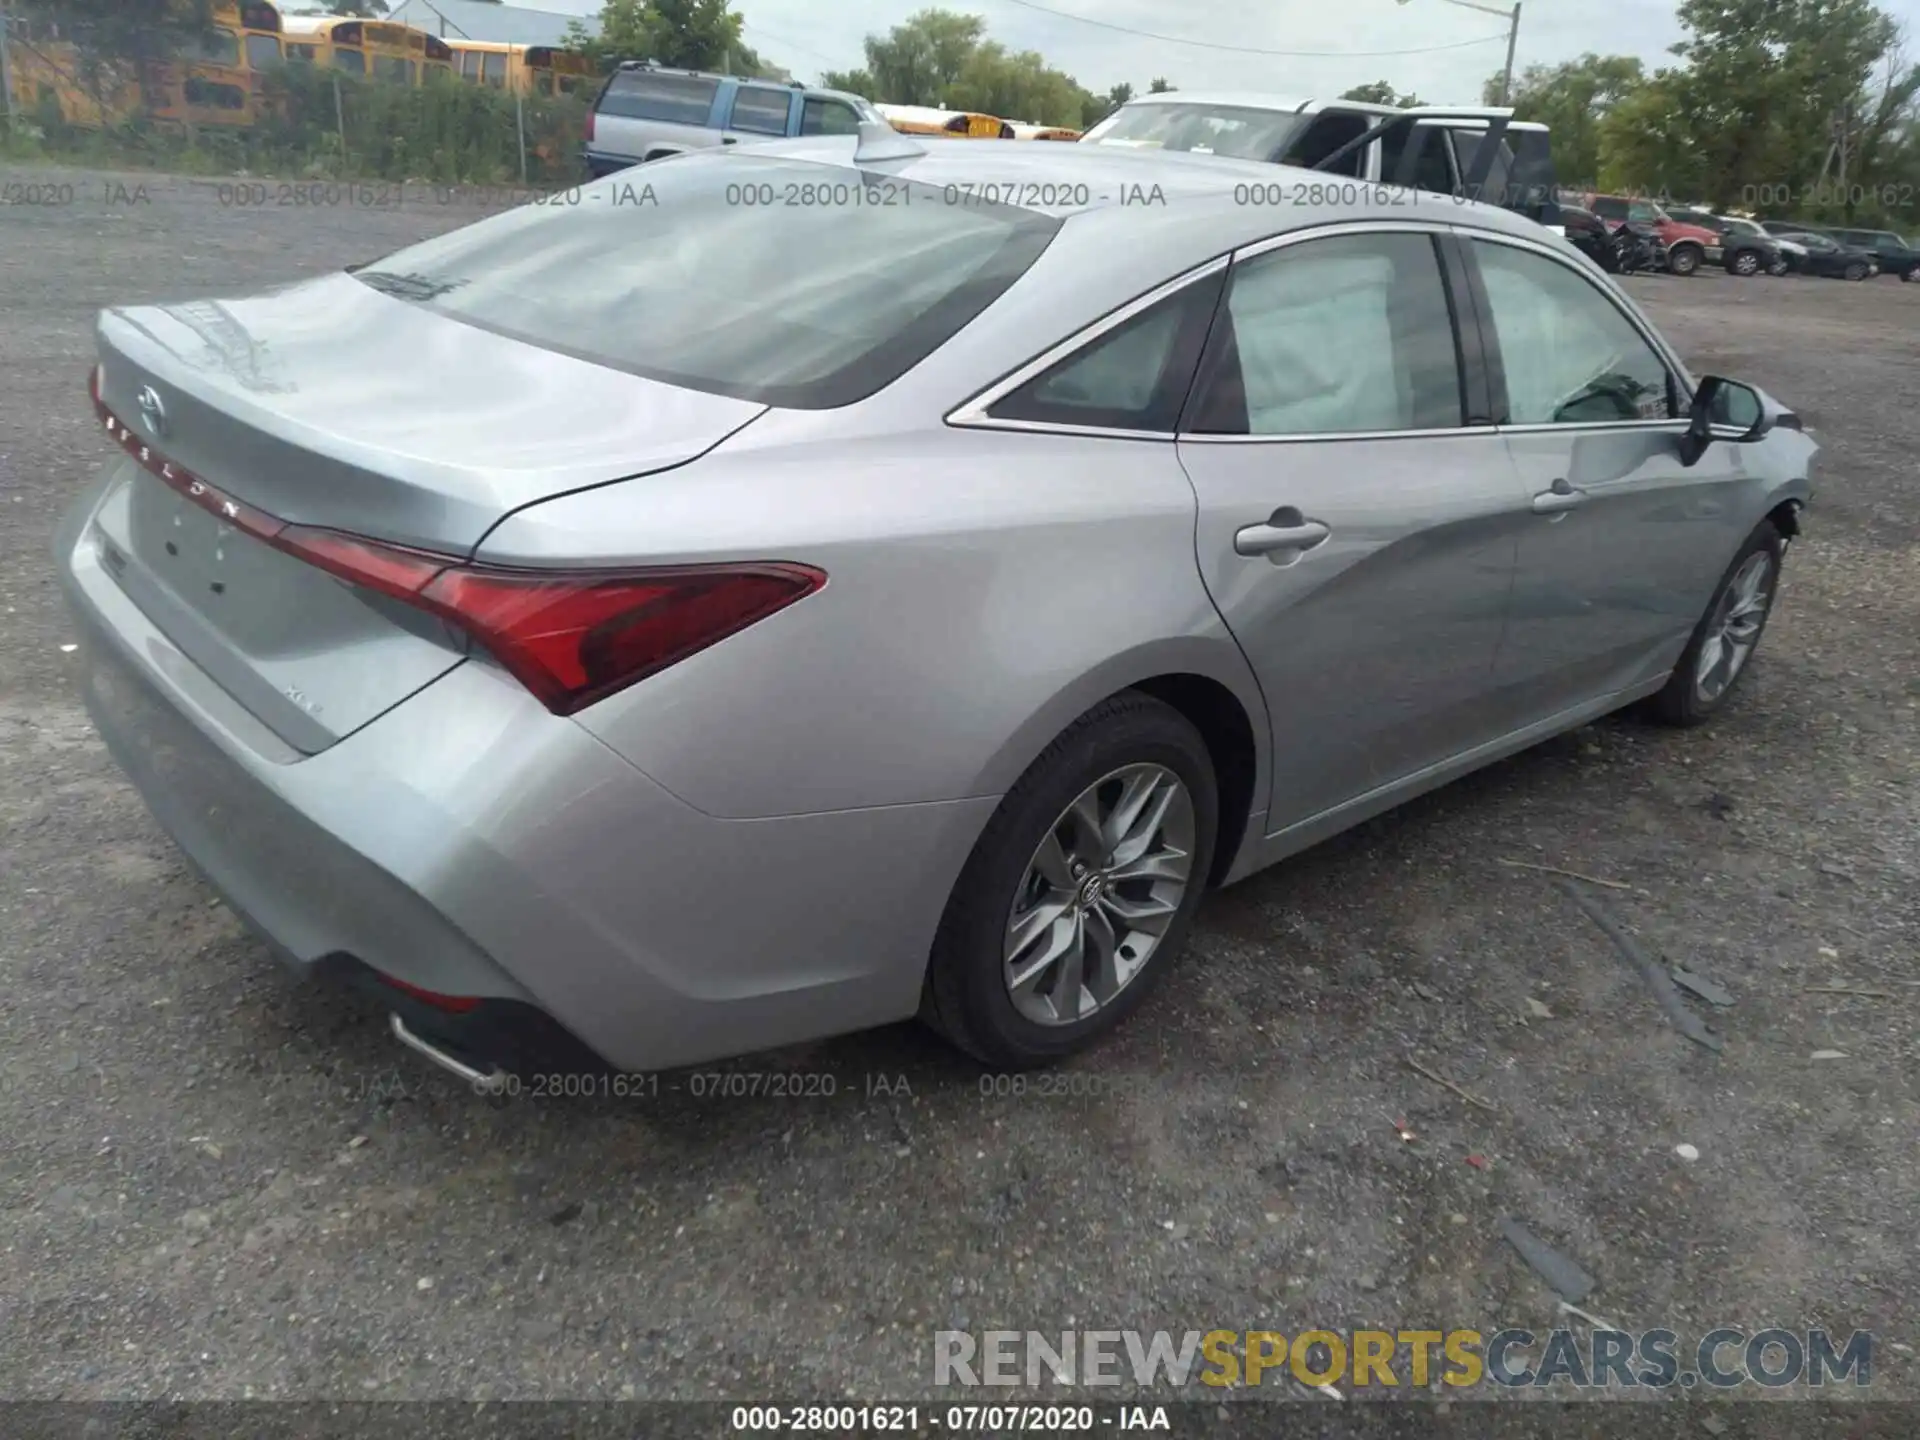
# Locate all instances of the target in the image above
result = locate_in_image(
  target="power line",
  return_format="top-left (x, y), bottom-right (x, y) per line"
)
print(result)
top-left (741, 21), bottom-right (848, 71)
top-left (990, 0), bottom-right (1508, 57)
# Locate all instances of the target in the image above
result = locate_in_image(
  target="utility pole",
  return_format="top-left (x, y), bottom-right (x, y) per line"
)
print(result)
top-left (1397, 0), bottom-right (1522, 105)
top-left (0, 10), bottom-right (19, 133)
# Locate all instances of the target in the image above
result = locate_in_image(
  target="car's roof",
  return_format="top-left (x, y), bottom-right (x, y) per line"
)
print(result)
top-left (1105, 92), bottom-right (1546, 131)
top-left (736, 133), bottom-right (1550, 237)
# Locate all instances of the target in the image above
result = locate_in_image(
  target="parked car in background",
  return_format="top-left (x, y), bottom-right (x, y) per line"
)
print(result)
top-left (61, 137), bottom-right (1813, 1077)
top-left (1773, 230), bottom-right (1878, 280)
top-left (1666, 206), bottom-right (1785, 276)
top-left (1079, 93), bottom-right (1563, 231)
top-left (1825, 226), bottom-right (1920, 281)
top-left (583, 63), bottom-right (881, 174)
top-left (1585, 194), bottom-right (1719, 275)
top-left (1718, 216), bottom-right (1796, 274)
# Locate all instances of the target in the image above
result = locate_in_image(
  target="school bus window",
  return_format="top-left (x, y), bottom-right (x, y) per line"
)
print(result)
top-left (374, 55), bottom-right (415, 84)
top-left (287, 42), bottom-right (316, 63)
top-left (185, 77), bottom-right (247, 109)
top-left (245, 34), bottom-right (282, 69)
top-left (188, 27), bottom-right (242, 65)
top-left (426, 61), bottom-right (453, 80)
top-left (334, 47), bottom-right (366, 75)
top-left (482, 52), bottom-right (507, 87)
top-left (557, 74), bottom-right (588, 96)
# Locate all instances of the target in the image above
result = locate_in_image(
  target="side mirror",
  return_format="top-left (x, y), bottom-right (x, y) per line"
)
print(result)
top-left (1678, 375), bottom-right (1771, 466)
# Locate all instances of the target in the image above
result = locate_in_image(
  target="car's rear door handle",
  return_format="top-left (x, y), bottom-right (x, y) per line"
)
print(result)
top-left (1235, 508), bottom-right (1330, 557)
top-left (1532, 479), bottom-right (1586, 514)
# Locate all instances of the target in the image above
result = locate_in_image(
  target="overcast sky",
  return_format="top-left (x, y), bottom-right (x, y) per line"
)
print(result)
top-left (519, 0), bottom-right (1920, 98)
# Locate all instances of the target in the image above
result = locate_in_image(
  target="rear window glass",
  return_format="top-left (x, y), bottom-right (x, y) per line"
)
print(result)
top-left (1081, 102), bottom-right (1306, 162)
top-left (352, 154), bottom-right (1062, 409)
top-left (598, 70), bottom-right (719, 124)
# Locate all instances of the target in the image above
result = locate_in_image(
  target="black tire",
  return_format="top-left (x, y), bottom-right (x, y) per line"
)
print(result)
top-left (1668, 243), bottom-right (1703, 276)
top-left (921, 692), bottom-right (1219, 1068)
top-left (1767, 256), bottom-right (1790, 276)
top-left (1903, 264), bottom-right (1920, 283)
top-left (1844, 261), bottom-right (1870, 281)
top-left (1727, 248), bottom-right (1762, 276)
top-left (1645, 519), bottom-right (1786, 728)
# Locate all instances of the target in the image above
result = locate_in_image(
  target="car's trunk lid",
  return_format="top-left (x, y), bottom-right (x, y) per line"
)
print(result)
top-left (88, 274), bottom-right (767, 754)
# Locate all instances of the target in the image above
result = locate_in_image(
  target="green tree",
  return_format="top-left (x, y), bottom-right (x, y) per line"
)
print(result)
top-left (569, 0), bottom-right (745, 73)
top-left (1341, 80), bottom-right (1423, 107)
top-left (1148, 77), bottom-right (1174, 93)
top-left (1493, 54), bottom-right (1645, 190)
top-left (1669, 0), bottom-right (1898, 209)
top-left (820, 68), bottom-right (877, 95)
top-left (1104, 81), bottom-right (1134, 114)
top-left (1596, 71), bottom-right (1708, 199)
top-left (857, 9), bottom-right (986, 107)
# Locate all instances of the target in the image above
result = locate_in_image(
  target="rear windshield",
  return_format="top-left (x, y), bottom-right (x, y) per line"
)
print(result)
top-left (1081, 102), bottom-right (1306, 162)
top-left (598, 70), bottom-right (719, 124)
top-left (352, 154), bottom-right (1061, 409)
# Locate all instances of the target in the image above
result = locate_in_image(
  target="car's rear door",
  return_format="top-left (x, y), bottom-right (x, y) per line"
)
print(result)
top-left (1458, 230), bottom-right (1758, 720)
top-left (1174, 224), bottom-right (1533, 834)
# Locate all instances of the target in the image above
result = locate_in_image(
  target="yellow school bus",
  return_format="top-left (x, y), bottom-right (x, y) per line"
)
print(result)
top-left (447, 41), bottom-right (597, 97)
top-left (876, 103), bottom-right (1015, 139)
top-left (5, 0), bottom-right (284, 128)
top-left (281, 17), bottom-right (455, 84)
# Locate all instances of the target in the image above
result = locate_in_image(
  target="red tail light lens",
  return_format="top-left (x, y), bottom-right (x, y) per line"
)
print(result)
top-left (584, 108), bottom-right (596, 142)
top-left (91, 378), bottom-right (825, 716)
top-left (377, 974), bottom-right (481, 1014)
top-left (419, 563), bottom-right (823, 715)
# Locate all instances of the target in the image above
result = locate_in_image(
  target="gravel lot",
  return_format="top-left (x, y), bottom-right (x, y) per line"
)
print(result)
top-left (1, 166), bottom-right (1916, 1415)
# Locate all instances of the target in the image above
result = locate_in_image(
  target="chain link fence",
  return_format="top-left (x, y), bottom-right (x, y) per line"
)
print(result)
top-left (2, 23), bottom-right (590, 187)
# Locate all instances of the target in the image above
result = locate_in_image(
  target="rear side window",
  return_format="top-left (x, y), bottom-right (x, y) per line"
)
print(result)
top-left (354, 154), bottom-right (1061, 409)
top-left (1448, 130), bottom-right (1514, 204)
top-left (598, 70), bottom-right (719, 124)
top-left (1188, 233), bottom-right (1464, 436)
top-left (729, 85), bottom-right (792, 135)
top-left (987, 274), bottom-right (1223, 432)
top-left (800, 96), bottom-right (862, 135)
top-left (1590, 197), bottom-right (1627, 220)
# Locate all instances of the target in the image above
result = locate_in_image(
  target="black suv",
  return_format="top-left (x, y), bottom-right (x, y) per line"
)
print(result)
top-left (1825, 226), bottom-right (1920, 281)
top-left (1666, 206), bottom-right (1785, 277)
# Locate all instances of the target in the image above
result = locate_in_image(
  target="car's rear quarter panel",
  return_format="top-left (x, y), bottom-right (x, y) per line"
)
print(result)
top-left (478, 420), bottom-right (1266, 822)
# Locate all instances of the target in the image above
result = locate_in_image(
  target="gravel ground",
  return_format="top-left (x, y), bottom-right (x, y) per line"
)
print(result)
top-left (1, 167), bottom-right (1916, 1415)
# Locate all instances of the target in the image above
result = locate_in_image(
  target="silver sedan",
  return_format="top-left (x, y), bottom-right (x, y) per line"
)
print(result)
top-left (56, 129), bottom-right (1815, 1080)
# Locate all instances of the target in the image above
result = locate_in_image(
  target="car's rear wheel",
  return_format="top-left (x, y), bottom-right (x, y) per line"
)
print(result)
top-left (1767, 255), bottom-right (1791, 276)
top-left (1903, 264), bottom-right (1920, 283)
top-left (921, 692), bottom-right (1218, 1068)
top-left (1646, 520), bottom-right (1785, 727)
top-left (1844, 261), bottom-right (1871, 281)
top-left (1668, 243), bottom-right (1703, 276)
top-left (1728, 249), bottom-right (1762, 276)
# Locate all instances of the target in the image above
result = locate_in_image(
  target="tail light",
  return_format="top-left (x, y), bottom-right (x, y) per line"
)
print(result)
top-left (378, 974), bottom-right (481, 1013)
top-left (584, 108), bottom-right (595, 142)
top-left (92, 378), bottom-right (824, 715)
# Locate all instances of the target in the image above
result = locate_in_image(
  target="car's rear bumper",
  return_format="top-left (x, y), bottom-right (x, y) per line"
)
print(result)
top-left (57, 469), bottom-right (996, 1075)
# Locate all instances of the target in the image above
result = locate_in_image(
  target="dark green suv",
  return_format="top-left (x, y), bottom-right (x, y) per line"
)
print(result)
top-left (1826, 227), bottom-right (1920, 282)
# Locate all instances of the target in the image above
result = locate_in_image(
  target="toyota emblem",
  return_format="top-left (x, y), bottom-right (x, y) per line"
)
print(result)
top-left (136, 384), bottom-right (168, 439)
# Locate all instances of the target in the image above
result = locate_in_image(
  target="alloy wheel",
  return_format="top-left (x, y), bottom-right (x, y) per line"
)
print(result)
top-left (1731, 251), bottom-right (1760, 276)
top-left (1002, 764), bottom-right (1195, 1026)
top-left (1695, 550), bottom-right (1777, 704)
